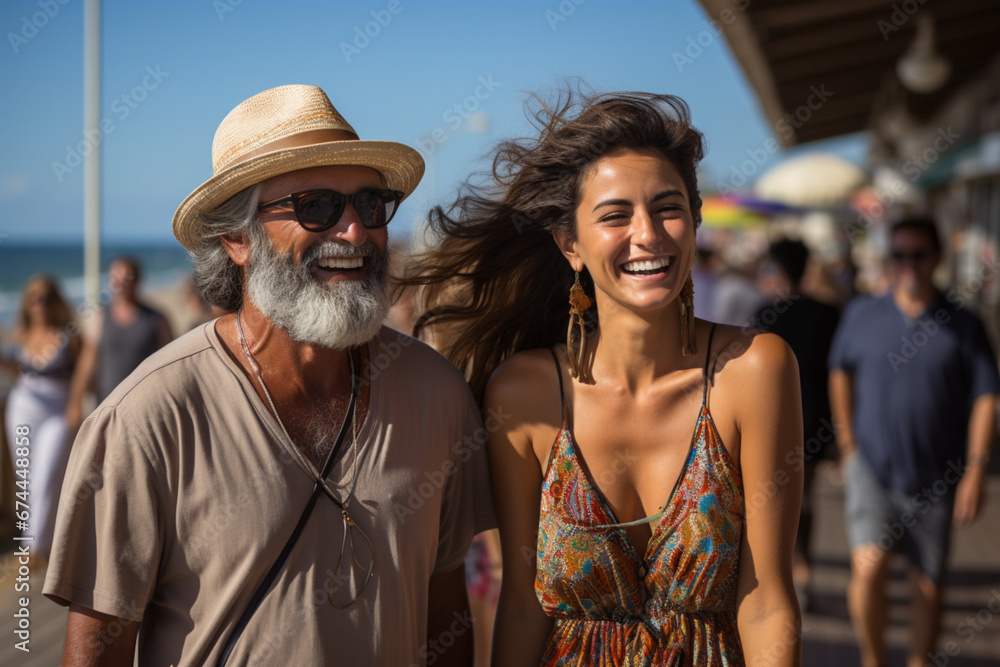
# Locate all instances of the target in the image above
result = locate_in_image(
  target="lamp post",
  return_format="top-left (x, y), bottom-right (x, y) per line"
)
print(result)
top-left (83, 0), bottom-right (101, 307)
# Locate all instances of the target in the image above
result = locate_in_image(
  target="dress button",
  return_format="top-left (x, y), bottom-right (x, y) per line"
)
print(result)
top-left (638, 566), bottom-right (646, 577)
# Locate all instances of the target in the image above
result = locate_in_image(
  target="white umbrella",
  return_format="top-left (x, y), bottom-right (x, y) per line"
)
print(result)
top-left (754, 152), bottom-right (867, 208)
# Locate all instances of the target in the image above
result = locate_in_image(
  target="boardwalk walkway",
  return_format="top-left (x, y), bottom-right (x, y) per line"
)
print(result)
top-left (1, 461), bottom-right (998, 665)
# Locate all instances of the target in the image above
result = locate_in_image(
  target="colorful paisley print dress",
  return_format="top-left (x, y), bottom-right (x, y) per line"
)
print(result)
top-left (536, 324), bottom-right (745, 666)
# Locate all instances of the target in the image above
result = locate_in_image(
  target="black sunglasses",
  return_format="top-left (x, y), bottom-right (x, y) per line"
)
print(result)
top-left (891, 250), bottom-right (932, 262)
top-left (257, 188), bottom-right (404, 231)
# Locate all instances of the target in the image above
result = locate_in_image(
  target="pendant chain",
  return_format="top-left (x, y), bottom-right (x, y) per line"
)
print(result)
top-left (236, 309), bottom-right (360, 510)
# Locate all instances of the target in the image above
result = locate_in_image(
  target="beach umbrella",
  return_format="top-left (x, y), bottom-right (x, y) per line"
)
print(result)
top-left (699, 195), bottom-right (768, 228)
top-left (753, 152), bottom-right (867, 208)
top-left (718, 192), bottom-right (803, 217)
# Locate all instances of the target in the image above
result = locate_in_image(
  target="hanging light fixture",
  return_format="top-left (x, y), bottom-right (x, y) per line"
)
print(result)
top-left (897, 14), bottom-right (951, 93)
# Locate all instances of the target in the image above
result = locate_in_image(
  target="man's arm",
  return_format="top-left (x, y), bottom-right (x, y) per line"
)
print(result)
top-left (426, 565), bottom-right (473, 667)
top-left (66, 318), bottom-right (102, 432)
top-left (954, 393), bottom-right (996, 525)
top-left (828, 368), bottom-right (856, 464)
top-left (62, 604), bottom-right (139, 667)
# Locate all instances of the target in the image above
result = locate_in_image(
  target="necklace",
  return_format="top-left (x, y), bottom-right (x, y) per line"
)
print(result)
top-left (236, 309), bottom-right (375, 607)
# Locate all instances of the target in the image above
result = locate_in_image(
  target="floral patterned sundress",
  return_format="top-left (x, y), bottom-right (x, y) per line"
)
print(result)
top-left (536, 324), bottom-right (745, 666)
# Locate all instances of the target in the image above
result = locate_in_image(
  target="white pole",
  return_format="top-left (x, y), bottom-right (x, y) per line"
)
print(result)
top-left (83, 0), bottom-right (100, 306)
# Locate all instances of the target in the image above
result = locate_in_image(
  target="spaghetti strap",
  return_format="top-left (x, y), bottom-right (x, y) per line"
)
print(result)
top-left (701, 323), bottom-right (718, 408)
top-left (550, 348), bottom-right (567, 427)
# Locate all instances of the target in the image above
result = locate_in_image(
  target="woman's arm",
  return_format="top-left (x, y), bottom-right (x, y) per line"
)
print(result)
top-left (0, 354), bottom-right (19, 376)
top-left (733, 332), bottom-right (804, 666)
top-left (0, 329), bottom-right (24, 377)
top-left (484, 355), bottom-right (554, 667)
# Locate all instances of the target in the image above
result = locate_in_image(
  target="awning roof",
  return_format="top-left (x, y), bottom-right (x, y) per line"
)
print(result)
top-left (698, 0), bottom-right (1000, 147)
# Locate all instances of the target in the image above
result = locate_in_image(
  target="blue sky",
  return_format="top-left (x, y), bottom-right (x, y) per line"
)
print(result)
top-left (0, 0), bottom-right (866, 244)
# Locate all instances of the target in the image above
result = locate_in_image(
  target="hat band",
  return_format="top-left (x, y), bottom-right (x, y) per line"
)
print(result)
top-left (216, 129), bottom-right (360, 175)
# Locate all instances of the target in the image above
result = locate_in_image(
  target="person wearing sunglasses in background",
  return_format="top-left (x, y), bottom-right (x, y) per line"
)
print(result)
top-left (43, 85), bottom-right (495, 666)
top-left (828, 216), bottom-right (999, 667)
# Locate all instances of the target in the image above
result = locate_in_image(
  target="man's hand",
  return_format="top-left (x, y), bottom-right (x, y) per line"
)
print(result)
top-left (953, 467), bottom-right (986, 525)
top-left (956, 394), bottom-right (996, 526)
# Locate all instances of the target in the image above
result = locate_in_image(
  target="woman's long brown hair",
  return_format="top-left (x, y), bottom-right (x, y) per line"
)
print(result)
top-left (18, 274), bottom-right (74, 334)
top-left (400, 85), bottom-right (705, 403)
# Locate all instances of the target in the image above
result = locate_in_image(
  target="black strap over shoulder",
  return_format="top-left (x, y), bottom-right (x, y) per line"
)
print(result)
top-left (217, 351), bottom-right (359, 667)
top-left (550, 348), bottom-right (566, 426)
top-left (701, 323), bottom-right (718, 407)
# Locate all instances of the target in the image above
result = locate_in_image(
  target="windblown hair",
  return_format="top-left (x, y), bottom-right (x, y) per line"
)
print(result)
top-left (188, 184), bottom-right (262, 312)
top-left (401, 87), bottom-right (705, 402)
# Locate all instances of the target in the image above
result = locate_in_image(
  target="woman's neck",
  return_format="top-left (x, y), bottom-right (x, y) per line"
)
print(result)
top-left (589, 297), bottom-right (693, 393)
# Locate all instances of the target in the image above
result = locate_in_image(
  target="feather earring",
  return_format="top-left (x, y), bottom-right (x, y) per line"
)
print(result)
top-left (679, 273), bottom-right (696, 356)
top-left (566, 271), bottom-right (592, 379)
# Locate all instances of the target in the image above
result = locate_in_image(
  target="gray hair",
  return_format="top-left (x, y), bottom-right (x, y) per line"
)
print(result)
top-left (188, 184), bottom-right (262, 312)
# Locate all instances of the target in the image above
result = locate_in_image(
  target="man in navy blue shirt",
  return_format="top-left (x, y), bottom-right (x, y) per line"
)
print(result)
top-left (829, 217), bottom-right (999, 667)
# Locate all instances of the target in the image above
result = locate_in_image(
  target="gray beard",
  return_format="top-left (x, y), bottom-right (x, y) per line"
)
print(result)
top-left (245, 231), bottom-right (391, 350)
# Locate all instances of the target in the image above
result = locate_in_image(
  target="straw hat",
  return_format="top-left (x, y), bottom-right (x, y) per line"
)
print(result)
top-left (172, 84), bottom-right (425, 250)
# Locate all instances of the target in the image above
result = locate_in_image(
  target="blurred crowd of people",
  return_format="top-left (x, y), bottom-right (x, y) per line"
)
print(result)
top-left (393, 217), bottom-right (998, 667)
top-left (0, 257), bottom-right (173, 566)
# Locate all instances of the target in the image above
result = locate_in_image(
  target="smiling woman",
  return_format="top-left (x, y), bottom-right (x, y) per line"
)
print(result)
top-left (401, 88), bottom-right (704, 401)
top-left (403, 86), bottom-right (804, 666)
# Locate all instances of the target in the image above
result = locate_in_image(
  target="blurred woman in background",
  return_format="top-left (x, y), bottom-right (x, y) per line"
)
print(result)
top-left (2, 275), bottom-right (80, 564)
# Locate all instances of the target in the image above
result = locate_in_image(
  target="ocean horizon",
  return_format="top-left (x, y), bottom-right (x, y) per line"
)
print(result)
top-left (0, 241), bottom-right (192, 329)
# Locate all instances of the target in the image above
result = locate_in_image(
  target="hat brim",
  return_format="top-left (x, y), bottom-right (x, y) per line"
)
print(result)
top-left (172, 139), bottom-right (425, 250)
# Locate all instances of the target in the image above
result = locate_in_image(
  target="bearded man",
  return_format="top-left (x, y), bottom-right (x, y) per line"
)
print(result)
top-left (43, 85), bottom-right (495, 666)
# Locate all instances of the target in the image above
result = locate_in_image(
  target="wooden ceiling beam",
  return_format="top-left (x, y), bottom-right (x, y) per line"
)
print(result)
top-left (751, 0), bottom-right (907, 30)
top-left (766, 12), bottom-right (1000, 63)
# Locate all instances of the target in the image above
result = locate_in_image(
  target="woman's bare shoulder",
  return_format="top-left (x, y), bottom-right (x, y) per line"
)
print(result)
top-left (706, 323), bottom-right (796, 378)
top-left (484, 348), bottom-right (562, 429)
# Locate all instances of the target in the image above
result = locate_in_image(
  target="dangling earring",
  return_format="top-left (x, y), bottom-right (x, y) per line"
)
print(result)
top-left (679, 273), bottom-right (697, 357)
top-left (567, 270), bottom-right (592, 379)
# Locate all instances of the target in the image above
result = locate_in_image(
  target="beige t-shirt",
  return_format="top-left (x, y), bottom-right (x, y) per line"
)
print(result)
top-left (44, 322), bottom-right (495, 666)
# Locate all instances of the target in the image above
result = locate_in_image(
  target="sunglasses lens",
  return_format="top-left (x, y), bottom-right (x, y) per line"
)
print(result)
top-left (892, 251), bottom-right (930, 262)
top-left (381, 191), bottom-right (402, 226)
top-left (269, 189), bottom-right (404, 231)
top-left (296, 192), bottom-right (346, 230)
top-left (353, 191), bottom-right (384, 229)
top-left (355, 190), bottom-right (403, 229)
